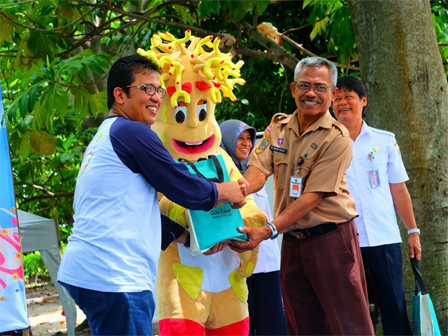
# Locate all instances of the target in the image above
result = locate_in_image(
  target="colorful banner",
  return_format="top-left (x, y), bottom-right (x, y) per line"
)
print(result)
top-left (0, 85), bottom-right (29, 331)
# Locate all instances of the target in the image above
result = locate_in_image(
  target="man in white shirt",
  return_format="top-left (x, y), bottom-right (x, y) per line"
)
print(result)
top-left (332, 76), bottom-right (422, 335)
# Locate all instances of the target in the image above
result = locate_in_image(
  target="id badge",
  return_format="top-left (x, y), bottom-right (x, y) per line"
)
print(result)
top-left (368, 165), bottom-right (381, 188)
top-left (290, 176), bottom-right (302, 198)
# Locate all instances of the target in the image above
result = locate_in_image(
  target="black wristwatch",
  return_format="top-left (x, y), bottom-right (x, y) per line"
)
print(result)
top-left (264, 222), bottom-right (278, 240)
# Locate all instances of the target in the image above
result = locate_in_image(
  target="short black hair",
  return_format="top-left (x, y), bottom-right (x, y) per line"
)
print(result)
top-left (107, 55), bottom-right (160, 110)
top-left (335, 76), bottom-right (367, 99)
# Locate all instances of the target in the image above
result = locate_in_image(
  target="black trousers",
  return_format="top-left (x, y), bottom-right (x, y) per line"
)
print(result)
top-left (361, 243), bottom-right (412, 336)
top-left (247, 271), bottom-right (288, 336)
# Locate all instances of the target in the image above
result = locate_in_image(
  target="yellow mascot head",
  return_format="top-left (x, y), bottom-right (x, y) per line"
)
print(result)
top-left (137, 30), bottom-right (245, 161)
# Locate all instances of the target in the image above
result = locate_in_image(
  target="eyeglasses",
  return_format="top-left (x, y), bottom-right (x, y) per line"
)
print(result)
top-left (122, 84), bottom-right (167, 98)
top-left (295, 82), bottom-right (334, 94)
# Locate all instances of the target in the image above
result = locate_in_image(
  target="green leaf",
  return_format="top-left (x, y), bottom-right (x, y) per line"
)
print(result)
top-left (303, 0), bottom-right (316, 9)
top-left (28, 31), bottom-right (57, 60)
top-left (59, 152), bottom-right (74, 163)
top-left (30, 130), bottom-right (57, 155)
top-left (198, 1), bottom-right (212, 20)
top-left (173, 4), bottom-right (195, 24)
top-left (14, 30), bottom-right (30, 70)
top-left (61, 133), bottom-right (77, 151)
top-left (56, 57), bottom-right (85, 79)
top-left (0, 10), bottom-right (14, 45)
top-left (88, 91), bottom-right (108, 117)
top-left (209, 0), bottom-right (221, 14)
top-left (256, 1), bottom-right (270, 16)
top-left (232, 6), bottom-right (246, 21)
top-left (5, 84), bottom-right (40, 122)
top-left (18, 91), bottom-right (29, 118)
top-left (19, 132), bottom-right (31, 157)
top-left (28, 85), bottom-right (39, 112)
top-left (71, 87), bottom-right (91, 117)
top-left (33, 98), bottom-right (46, 130)
top-left (38, 84), bottom-right (69, 124)
top-left (310, 25), bottom-right (318, 41)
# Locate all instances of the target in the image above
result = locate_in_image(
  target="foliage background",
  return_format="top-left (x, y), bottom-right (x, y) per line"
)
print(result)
top-left (1, 0), bottom-right (447, 322)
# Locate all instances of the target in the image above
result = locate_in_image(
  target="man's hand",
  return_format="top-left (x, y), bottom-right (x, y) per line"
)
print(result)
top-left (238, 177), bottom-right (249, 197)
top-left (216, 181), bottom-right (246, 203)
top-left (230, 177), bottom-right (249, 209)
top-left (408, 233), bottom-right (422, 260)
top-left (203, 239), bottom-right (230, 255)
top-left (229, 226), bottom-right (271, 252)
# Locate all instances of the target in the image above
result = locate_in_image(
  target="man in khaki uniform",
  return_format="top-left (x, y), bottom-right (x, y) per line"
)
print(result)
top-left (231, 57), bottom-right (374, 335)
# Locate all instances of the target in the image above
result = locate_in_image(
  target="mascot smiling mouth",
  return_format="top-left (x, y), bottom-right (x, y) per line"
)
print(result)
top-left (173, 134), bottom-right (216, 154)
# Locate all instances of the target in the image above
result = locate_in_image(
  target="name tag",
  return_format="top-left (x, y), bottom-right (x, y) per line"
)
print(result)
top-left (270, 145), bottom-right (287, 154)
top-left (289, 176), bottom-right (302, 198)
top-left (369, 164), bottom-right (381, 188)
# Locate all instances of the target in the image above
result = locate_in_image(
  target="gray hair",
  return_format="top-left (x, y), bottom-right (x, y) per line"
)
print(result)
top-left (294, 57), bottom-right (338, 86)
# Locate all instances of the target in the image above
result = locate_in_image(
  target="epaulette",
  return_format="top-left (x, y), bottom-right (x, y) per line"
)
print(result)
top-left (271, 112), bottom-right (290, 124)
top-left (332, 120), bottom-right (350, 137)
top-left (370, 127), bottom-right (395, 137)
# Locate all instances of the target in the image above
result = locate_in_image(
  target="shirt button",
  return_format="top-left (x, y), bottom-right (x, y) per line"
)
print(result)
top-left (307, 165), bottom-right (312, 169)
top-left (296, 139), bottom-right (300, 144)
top-left (275, 158), bottom-right (279, 162)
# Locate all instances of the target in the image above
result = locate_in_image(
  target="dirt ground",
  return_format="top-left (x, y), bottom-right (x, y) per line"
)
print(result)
top-left (24, 284), bottom-right (159, 336)
top-left (26, 284), bottom-right (88, 336)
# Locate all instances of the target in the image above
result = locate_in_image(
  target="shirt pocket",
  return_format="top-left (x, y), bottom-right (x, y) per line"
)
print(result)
top-left (298, 158), bottom-right (315, 188)
top-left (374, 151), bottom-right (388, 166)
top-left (273, 152), bottom-right (289, 190)
top-left (372, 151), bottom-right (388, 184)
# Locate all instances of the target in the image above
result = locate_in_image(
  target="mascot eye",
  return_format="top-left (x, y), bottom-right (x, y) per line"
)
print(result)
top-left (197, 103), bottom-right (207, 122)
top-left (174, 106), bottom-right (187, 124)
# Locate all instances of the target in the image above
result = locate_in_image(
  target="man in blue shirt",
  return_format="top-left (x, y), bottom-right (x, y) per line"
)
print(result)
top-left (58, 55), bottom-right (247, 336)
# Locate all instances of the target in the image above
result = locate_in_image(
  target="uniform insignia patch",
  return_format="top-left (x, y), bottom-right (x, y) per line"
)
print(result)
top-left (255, 139), bottom-right (269, 154)
top-left (278, 138), bottom-right (284, 145)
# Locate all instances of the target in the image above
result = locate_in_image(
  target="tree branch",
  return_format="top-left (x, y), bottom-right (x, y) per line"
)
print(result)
top-left (0, 0), bottom-right (38, 8)
top-left (279, 33), bottom-right (318, 57)
top-left (17, 192), bottom-right (75, 204)
top-left (238, 20), bottom-right (299, 70)
top-left (0, 7), bottom-right (97, 33)
top-left (232, 39), bottom-right (297, 69)
top-left (281, 24), bottom-right (312, 36)
top-left (16, 182), bottom-right (58, 196)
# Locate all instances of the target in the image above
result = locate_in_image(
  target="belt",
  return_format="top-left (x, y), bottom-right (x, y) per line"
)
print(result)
top-left (287, 222), bottom-right (341, 240)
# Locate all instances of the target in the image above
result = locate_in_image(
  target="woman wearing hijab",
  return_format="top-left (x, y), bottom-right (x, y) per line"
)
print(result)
top-left (220, 119), bottom-right (287, 336)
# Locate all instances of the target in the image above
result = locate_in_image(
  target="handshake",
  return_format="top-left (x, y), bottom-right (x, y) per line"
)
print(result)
top-left (215, 178), bottom-right (249, 208)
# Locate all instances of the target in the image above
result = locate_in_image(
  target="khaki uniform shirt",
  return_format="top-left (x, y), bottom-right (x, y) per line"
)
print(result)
top-left (249, 110), bottom-right (358, 230)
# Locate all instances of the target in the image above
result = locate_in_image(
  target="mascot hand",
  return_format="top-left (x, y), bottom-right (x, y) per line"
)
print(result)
top-left (237, 246), bottom-right (259, 278)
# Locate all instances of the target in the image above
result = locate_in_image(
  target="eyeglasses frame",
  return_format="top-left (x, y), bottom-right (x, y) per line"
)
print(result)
top-left (294, 82), bottom-right (334, 94)
top-left (122, 83), bottom-right (167, 98)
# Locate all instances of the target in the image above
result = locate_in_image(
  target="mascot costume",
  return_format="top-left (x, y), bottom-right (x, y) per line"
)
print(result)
top-left (137, 30), bottom-right (268, 335)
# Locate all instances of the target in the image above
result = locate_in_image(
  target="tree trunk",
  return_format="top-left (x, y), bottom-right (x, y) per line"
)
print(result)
top-left (349, 0), bottom-right (448, 333)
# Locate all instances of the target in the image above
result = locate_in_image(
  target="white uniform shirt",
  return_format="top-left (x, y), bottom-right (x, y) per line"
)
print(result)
top-left (346, 121), bottom-right (409, 247)
top-left (252, 186), bottom-right (280, 273)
